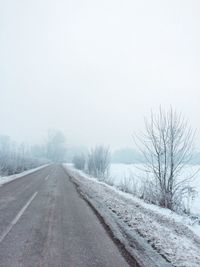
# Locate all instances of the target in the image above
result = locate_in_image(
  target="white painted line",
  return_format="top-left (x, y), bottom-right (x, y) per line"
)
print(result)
top-left (44, 175), bottom-right (49, 181)
top-left (0, 191), bottom-right (38, 243)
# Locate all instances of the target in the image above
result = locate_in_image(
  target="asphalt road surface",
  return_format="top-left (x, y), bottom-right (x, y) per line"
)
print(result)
top-left (0, 165), bottom-right (130, 267)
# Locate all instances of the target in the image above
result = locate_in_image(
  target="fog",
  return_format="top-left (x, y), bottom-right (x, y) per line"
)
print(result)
top-left (0, 0), bottom-right (200, 150)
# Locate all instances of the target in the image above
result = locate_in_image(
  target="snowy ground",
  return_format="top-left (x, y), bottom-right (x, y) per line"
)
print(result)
top-left (0, 165), bottom-right (49, 186)
top-left (109, 163), bottom-right (200, 216)
top-left (64, 164), bottom-right (200, 267)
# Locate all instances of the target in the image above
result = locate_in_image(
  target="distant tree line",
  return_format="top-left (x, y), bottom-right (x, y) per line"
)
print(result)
top-left (0, 135), bottom-right (47, 176)
top-left (0, 130), bottom-right (67, 176)
top-left (31, 130), bottom-right (67, 163)
top-left (111, 148), bottom-right (145, 164)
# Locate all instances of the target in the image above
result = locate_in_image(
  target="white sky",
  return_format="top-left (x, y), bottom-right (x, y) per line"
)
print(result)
top-left (0, 0), bottom-right (200, 149)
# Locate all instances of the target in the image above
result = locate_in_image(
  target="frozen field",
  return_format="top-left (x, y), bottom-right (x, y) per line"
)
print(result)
top-left (109, 163), bottom-right (200, 216)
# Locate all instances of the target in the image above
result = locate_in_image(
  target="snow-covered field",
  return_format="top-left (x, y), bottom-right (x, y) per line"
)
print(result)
top-left (0, 165), bottom-right (49, 186)
top-left (109, 163), bottom-right (200, 216)
top-left (65, 164), bottom-right (200, 267)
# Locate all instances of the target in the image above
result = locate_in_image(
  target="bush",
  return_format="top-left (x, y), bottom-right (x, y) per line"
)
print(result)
top-left (73, 154), bottom-right (86, 170)
top-left (87, 146), bottom-right (110, 180)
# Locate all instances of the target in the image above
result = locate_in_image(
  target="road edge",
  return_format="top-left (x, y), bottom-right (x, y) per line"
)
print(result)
top-left (0, 164), bottom-right (50, 187)
top-left (62, 165), bottom-right (140, 267)
top-left (63, 165), bottom-right (174, 267)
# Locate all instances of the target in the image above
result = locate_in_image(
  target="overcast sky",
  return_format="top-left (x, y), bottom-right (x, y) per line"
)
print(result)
top-left (0, 0), bottom-right (200, 149)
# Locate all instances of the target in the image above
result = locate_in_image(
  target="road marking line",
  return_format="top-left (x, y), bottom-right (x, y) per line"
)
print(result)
top-left (44, 175), bottom-right (49, 181)
top-left (0, 191), bottom-right (38, 243)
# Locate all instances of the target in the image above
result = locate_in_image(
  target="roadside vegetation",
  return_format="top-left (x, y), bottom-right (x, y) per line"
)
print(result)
top-left (0, 135), bottom-right (45, 176)
top-left (134, 107), bottom-right (198, 213)
top-left (73, 145), bottom-right (110, 181)
top-left (72, 107), bottom-right (199, 216)
top-left (0, 130), bottom-right (66, 176)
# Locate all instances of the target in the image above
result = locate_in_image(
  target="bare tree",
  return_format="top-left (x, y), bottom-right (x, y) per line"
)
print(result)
top-left (87, 146), bottom-right (110, 180)
top-left (137, 107), bottom-right (197, 211)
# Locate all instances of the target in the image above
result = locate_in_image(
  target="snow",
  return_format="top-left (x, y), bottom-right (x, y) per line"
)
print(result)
top-left (0, 165), bottom-right (49, 186)
top-left (64, 164), bottom-right (200, 267)
top-left (191, 174), bottom-right (200, 215)
top-left (109, 163), bottom-right (200, 216)
top-left (110, 163), bottom-right (142, 185)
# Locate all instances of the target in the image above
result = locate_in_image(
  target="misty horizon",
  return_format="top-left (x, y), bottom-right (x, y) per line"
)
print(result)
top-left (1, 0), bottom-right (200, 150)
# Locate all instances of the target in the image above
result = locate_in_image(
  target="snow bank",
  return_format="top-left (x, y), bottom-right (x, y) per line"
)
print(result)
top-left (64, 164), bottom-right (200, 267)
top-left (110, 163), bottom-right (200, 216)
top-left (0, 164), bottom-right (49, 186)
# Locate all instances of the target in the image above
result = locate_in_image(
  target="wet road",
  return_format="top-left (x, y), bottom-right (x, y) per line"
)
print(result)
top-left (0, 164), bottom-right (130, 267)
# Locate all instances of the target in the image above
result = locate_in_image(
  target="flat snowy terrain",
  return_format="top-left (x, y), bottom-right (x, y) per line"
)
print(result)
top-left (65, 164), bottom-right (200, 267)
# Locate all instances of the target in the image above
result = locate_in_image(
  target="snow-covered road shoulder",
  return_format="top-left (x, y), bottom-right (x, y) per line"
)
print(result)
top-left (0, 165), bottom-right (49, 186)
top-left (63, 164), bottom-right (200, 267)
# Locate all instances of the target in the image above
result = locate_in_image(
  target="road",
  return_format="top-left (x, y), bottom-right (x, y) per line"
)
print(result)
top-left (0, 164), bottom-right (130, 267)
